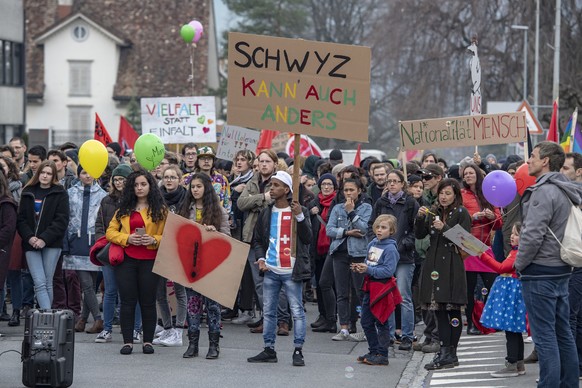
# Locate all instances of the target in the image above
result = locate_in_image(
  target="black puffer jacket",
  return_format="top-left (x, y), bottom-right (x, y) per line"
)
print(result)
top-left (367, 192), bottom-right (419, 264)
top-left (17, 184), bottom-right (69, 251)
top-left (95, 194), bottom-right (120, 240)
top-left (253, 204), bottom-right (312, 282)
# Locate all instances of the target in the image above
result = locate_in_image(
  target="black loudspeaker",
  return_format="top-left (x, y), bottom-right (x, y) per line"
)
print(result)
top-left (22, 309), bottom-right (75, 387)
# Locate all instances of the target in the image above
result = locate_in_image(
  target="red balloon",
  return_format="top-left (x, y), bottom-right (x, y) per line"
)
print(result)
top-left (514, 163), bottom-right (536, 196)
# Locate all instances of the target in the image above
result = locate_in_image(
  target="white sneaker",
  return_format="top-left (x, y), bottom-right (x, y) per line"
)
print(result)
top-left (349, 332), bottom-right (367, 342)
top-left (332, 330), bottom-right (350, 341)
top-left (231, 311), bottom-right (254, 325)
top-left (154, 324), bottom-right (165, 337)
top-left (95, 330), bottom-right (112, 343)
top-left (160, 328), bottom-right (183, 347)
top-left (524, 336), bottom-right (533, 343)
top-left (152, 329), bottom-right (173, 345)
top-left (133, 330), bottom-right (142, 344)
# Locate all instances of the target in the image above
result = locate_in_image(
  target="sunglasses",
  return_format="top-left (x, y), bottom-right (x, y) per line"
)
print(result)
top-left (422, 175), bottom-right (435, 181)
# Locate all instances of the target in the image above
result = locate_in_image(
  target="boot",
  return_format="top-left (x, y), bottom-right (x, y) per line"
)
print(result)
top-left (183, 330), bottom-right (200, 358)
top-left (312, 320), bottom-right (337, 333)
top-left (75, 318), bottom-right (87, 332)
top-left (450, 345), bottom-right (459, 366)
top-left (206, 332), bottom-right (220, 359)
top-left (310, 315), bottom-right (327, 328)
top-left (8, 310), bottom-right (20, 327)
top-left (86, 319), bottom-right (104, 334)
top-left (425, 346), bottom-right (455, 370)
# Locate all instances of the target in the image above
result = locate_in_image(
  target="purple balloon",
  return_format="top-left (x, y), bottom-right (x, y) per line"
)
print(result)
top-left (482, 170), bottom-right (517, 207)
top-left (188, 20), bottom-right (204, 43)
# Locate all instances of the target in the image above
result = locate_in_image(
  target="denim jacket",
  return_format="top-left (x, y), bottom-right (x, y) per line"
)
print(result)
top-left (326, 198), bottom-right (372, 257)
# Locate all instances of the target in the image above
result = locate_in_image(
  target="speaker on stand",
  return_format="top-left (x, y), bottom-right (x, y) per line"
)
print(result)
top-left (22, 309), bottom-right (75, 387)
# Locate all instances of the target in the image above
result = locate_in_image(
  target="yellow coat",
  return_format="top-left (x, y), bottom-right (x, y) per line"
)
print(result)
top-left (106, 208), bottom-right (166, 250)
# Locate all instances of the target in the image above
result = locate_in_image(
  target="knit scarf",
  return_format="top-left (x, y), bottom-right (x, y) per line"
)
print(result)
top-left (387, 190), bottom-right (404, 205)
top-left (316, 191), bottom-right (336, 255)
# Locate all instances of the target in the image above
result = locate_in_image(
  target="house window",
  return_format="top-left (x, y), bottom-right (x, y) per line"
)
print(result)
top-left (69, 106), bottom-right (92, 131)
top-left (69, 61), bottom-right (91, 96)
top-left (0, 41), bottom-right (23, 86)
top-left (72, 25), bottom-right (89, 42)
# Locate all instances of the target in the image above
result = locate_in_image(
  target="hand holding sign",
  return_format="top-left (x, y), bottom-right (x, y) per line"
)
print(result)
top-left (134, 133), bottom-right (165, 171)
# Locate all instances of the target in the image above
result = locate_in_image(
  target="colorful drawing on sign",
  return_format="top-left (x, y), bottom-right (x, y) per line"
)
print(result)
top-left (140, 96), bottom-right (217, 144)
top-left (153, 213), bottom-right (249, 309)
top-left (227, 32), bottom-right (371, 142)
top-left (399, 111), bottom-right (527, 151)
top-left (216, 125), bottom-right (261, 161)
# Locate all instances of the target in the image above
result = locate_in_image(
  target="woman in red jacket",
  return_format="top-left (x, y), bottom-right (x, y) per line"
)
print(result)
top-left (460, 164), bottom-right (502, 335)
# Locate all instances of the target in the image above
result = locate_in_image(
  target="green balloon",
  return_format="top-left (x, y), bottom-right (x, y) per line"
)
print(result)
top-left (180, 24), bottom-right (195, 43)
top-left (134, 133), bottom-right (165, 171)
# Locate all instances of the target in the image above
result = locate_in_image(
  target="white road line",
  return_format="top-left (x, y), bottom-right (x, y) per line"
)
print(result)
top-left (457, 350), bottom-right (500, 356)
top-left (430, 378), bottom-right (508, 386)
top-left (431, 370), bottom-right (497, 377)
top-left (448, 362), bottom-right (503, 369)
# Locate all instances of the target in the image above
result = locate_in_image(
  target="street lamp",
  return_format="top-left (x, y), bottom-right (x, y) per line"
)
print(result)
top-left (511, 25), bottom-right (529, 101)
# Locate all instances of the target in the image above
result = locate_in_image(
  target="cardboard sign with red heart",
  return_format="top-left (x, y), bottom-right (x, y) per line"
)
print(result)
top-left (153, 212), bottom-right (249, 308)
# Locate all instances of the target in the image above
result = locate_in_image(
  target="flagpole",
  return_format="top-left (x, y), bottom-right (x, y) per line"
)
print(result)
top-left (291, 133), bottom-right (301, 258)
top-left (570, 107), bottom-right (579, 151)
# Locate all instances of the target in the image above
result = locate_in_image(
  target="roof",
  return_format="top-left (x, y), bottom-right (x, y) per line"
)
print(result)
top-left (25, 0), bottom-right (209, 101)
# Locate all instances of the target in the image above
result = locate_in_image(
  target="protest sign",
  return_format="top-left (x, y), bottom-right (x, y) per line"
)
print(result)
top-left (216, 124), bottom-right (261, 160)
top-left (399, 111), bottom-right (527, 151)
top-left (227, 32), bottom-right (371, 142)
top-left (443, 224), bottom-right (489, 256)
top-left (141, 96), bottom-right (217, 144)
top-left (153, 213), bottom-right (249, 309)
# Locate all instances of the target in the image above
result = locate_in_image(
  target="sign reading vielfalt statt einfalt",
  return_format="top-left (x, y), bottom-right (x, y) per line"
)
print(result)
top-left (140, 96), bottom-right (217, 144)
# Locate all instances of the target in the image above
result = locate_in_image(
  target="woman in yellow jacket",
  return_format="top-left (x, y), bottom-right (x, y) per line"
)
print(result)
top-left (107, 169), bottom-right (167, 355)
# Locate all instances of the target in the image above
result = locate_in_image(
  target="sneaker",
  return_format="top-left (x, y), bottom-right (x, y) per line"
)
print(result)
top-left (422, 341), bottom-right (441, 353)
top-left (154, 324), bottom-right (165, 337)
top-left (133, 330), bottom-right (142, 344)
top-left (517, 360), bottom-right (526, 375)
top-left (231, 311), bottom-right (254, 325)
top-left (221, 309), bottom-right (238, 321)
top-left (292, 348), bottom-right (305, 366)
top-left (394, 333), bottom-right (402, 344)
top-left (491, 361), bottom-right (520, 378)
top-left (413, 339), bottom-right (430, 351)
top-left (95, 330), bottom-right (112, 343)
top-left (153, 329), bottom-right (174, 345)
top-left (357, 352), bottom-right (373, 363)
top-left (160, 329), bottom-right (183, 347)
top-left (398, 337), bottom-right (413, 351)
top-left (364, 354), bottom-right (389, 366)
top-left (332, 330), bottom-right (350, 341)
top-left (247, 347), bottom-right (278, 363)
top-left (523, 348), bottom-right (538, 364)
top-left (524, 336), bottom-right (533, 343)
top-left (348, 332), bottom-right (367, 342)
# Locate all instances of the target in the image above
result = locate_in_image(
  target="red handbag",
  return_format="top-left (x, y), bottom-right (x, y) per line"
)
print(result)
top-left (472, 299), bottom-right (496, 334)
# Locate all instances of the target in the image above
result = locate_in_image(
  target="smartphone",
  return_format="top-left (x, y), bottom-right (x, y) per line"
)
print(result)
top-left (135, 227), bottom-right (145, 235)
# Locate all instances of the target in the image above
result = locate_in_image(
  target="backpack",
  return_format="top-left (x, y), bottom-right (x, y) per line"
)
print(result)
top-left (548, 191), bottom-right (582, 267)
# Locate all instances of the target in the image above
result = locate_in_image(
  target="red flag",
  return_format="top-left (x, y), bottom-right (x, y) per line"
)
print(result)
top-left (285, 135), bottom-right (323, 157)
top-left (94, 113), bottom-right (112, 145)
top-left (118, 116), bottom-right (140, 154)
top-left (547, 99), bottom-right (559, 142)
top-left (256, 129), bottom-right (280, 153)
top-left (353, 144), bottom-right (362, 167)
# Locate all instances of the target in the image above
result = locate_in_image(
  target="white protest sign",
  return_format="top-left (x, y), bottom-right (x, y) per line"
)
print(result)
top-left (443, 224), bottom-right (489, 256)
top-left (216, 124), bottom-right (261, 160)
top-left (141, 96), bottom-right (217, 144)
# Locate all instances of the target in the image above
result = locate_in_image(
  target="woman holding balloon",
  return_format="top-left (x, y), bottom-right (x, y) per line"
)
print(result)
top-left (460, 164), bottom-right (502, 335)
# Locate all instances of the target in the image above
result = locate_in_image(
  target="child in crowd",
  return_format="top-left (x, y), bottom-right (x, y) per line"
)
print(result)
top-left (479, 223), bottom-right (526, 378)
top-left (352, 214), bottom-right (401, 366)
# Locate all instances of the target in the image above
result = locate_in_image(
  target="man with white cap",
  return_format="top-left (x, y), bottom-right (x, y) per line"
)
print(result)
top-left (247, 171), bottom-right (312, 366)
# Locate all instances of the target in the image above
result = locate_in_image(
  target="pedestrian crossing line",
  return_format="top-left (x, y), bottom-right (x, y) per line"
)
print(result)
top-left (457, 339), bottom-right (506, 345)
top-left (456, 350), bottom-right (499, 356)
top-left (431, 370), bottom-right (498, 378)
top-left (430, 378), bottom-right (508, 386)
top-left (447, 362), bottom-right (502, 369)
top-left (457, 344), bottom-right (502, 350)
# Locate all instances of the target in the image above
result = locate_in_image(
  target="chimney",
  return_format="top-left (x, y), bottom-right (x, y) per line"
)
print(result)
top-left (58, 0), bottom-right (73, 19)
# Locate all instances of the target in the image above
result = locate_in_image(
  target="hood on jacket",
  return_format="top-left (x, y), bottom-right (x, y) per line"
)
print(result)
top-left (530, 172), bottom-right (582, 205)
top-left (371, 237), bottom-right (398, 249)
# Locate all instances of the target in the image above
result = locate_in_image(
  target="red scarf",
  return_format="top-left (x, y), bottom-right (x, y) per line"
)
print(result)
top-left (316, 191), bottom-right (336, 255)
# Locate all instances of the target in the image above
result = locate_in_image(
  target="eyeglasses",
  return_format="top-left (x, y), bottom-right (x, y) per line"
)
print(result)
top-left (387, 179), bottom-right (402, 184)
top-left (199, 156), bottom-right (213, 161)
top-left (163, 176), bottom-right (179, 181)
top-left (422, 175), bottom-right (435, 181)
top-left (185, 152), bottom-right (197, 158)
top-left (113, 178), bottom-right (126, 184)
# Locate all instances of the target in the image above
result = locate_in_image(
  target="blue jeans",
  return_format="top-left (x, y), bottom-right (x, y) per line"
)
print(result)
top-left (157, 278), bottom-right (187, 328)
top-left (262, 271), bottom-right (306, 349)
top-left (361, 292), bottom-right (390, 357)
top-left (22, 270), bottom-right (35, 307)
top-left (25, 248), bottom-right (61, 309)
top-left (7, 270), bottom-right (23, 310)
top-left (389, 263), bottom-right (415, 340)
top-left (102, 264), bottom-right (141, 332)
top-left (569, 270), bottom-right (582, 376)
top-left (521, 276), bottom-right (579, 387)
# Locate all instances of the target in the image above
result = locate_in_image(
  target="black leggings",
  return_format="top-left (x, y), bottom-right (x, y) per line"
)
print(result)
top-left (115, 257), bottom-right (159, 344)
top-left (435, 309), bottom-right (462, 347)
top-left (506, 331), bottom-right (524, 363)
top-left (466, 271), bottom-right (497, 327)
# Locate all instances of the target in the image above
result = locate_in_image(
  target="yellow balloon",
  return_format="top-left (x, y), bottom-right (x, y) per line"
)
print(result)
top-left (78, 140), bottom-right (108, 178)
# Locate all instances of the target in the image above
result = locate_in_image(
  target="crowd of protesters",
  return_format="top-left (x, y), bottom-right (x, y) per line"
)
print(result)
top-left (1, 136), bottom-right (582, 385)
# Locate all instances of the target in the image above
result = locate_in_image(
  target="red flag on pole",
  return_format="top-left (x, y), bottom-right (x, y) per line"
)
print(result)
top-left (256, 129), bottom-right (280, 153)
top-left (94, 113), bottom-right (113, 145)
top-left (118, 116), bottom-right (140, 155)
top-left (546, 98), bottom-right (559, 142)
top-left (353, 144), bottom-right (362, 167)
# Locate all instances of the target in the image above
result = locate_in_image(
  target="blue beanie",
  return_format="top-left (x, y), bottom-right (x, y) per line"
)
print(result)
top-left (317, 173), bottom-right (338, 190)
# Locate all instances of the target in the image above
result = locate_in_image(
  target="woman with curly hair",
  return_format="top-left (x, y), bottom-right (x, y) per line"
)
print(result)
top-left (106, 169), bottom-right (167, 355)
top-left (178, 173), bottom-right (230, 360)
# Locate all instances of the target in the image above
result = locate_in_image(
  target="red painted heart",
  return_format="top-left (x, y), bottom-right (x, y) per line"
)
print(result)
top-left (202, 127), bottom-right (210, 133)
top-left (176, 223), bottom-right (231, 282)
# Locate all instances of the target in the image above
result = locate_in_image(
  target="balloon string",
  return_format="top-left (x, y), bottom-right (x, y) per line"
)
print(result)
top-left (469, 202), bottom-right (521, 231)
top-left (190, 43), bottom-right (196, 96)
